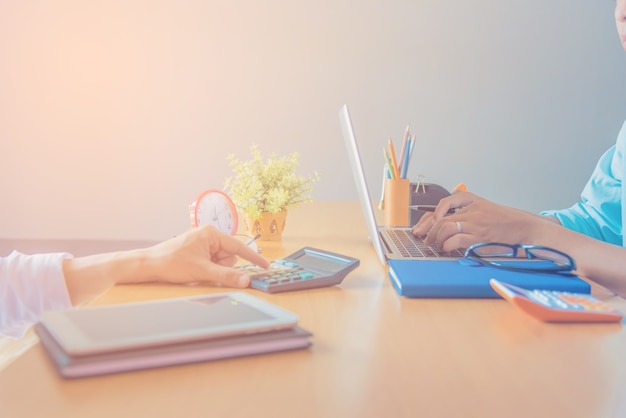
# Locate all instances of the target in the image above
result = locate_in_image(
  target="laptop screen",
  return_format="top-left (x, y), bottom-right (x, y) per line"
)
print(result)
top-left (339, 104), bottom-right (387, 265)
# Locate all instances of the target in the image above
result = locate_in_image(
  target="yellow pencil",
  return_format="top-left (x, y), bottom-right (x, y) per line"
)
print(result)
top-left (387, 136), bottom-right (400, 179)
top-left (383, 148), bottom-right (396, 179)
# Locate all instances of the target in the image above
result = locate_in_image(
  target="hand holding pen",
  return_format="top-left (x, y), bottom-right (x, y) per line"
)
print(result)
top-left (410, 183), bottom-right (468, 214)
top-left (411, 185), bottom-right (473, 239)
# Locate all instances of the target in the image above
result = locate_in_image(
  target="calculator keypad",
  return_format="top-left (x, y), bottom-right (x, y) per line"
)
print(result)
top-left (236, 247), bottom-right (360, 293)
top-left (490, 278), bottom-right (623, 323)
top-left (238, 260), bottom-right (318, 288)
top-left (529, 290), bottom-right (617, 313)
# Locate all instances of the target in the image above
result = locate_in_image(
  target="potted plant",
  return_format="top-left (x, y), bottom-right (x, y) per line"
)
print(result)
top-left (224, 145), bottom-right (320, 240)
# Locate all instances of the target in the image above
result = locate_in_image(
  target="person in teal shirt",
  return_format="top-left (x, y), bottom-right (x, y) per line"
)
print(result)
top-left (413, 0), bottom-right (626, 296)
top-left (541, 120), bottom-right (626, 247)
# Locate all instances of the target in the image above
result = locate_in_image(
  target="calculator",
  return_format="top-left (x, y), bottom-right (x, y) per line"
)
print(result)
top-left (490, 279), bottom-right (623, 323)
top-left (238, 247), bottom-right (360, 293)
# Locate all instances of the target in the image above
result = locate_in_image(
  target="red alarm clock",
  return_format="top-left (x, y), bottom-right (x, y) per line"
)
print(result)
top-left (188, 189), bottom-right (238, 235)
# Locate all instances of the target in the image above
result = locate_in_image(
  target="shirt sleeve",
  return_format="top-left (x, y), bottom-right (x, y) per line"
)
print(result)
top-left (0, 251), bottom-right (73, 339)
top-left (541, 120), bottom-right (625, 246)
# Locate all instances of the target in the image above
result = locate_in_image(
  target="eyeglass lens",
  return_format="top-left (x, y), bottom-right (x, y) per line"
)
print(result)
top-left (470, 243), bottom-right (573, 270)
top-left (525, 247), bottom-right (571, 266)
top-left (471, 244), bottom-right (517, 257)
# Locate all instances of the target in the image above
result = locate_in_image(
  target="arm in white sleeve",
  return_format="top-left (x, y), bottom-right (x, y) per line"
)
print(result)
top-left (0, 251), bottom-right (73, 338)
top-left (0, 226), bottom-right (272, 339)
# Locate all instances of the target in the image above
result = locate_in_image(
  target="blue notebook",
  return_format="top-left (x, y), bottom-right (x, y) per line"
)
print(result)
top-left (388, 259), bottom-right (591, 298)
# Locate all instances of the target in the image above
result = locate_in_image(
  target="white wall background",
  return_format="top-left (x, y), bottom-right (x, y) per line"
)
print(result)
top-left (1, 0), bottom-right (625, 240)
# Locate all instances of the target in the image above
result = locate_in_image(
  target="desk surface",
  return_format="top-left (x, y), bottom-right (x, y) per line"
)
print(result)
top-left (2, 201), bottom-right (626, 418)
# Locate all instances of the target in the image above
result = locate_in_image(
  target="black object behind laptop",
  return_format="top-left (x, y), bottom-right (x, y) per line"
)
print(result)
top-left (410, 182), bottom-right (451, 225)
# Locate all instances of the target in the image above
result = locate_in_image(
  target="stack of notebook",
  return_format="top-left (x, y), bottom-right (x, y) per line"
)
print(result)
top-left (35, 292), bottom-right (312, 378)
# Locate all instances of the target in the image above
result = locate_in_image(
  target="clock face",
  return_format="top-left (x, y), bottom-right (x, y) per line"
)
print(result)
top-left (190, 190), bottom-right (238, 235)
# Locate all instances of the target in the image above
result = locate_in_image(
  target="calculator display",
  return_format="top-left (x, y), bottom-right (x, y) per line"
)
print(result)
top-left (292, 251), bottom-right (350, 272)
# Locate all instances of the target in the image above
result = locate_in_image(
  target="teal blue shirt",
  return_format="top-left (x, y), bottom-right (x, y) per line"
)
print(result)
top-left (541, 120), bottom-right (626, 247)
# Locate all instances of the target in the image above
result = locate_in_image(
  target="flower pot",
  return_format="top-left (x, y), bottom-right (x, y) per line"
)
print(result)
top-left (243, 211), bottom-right (288, 241)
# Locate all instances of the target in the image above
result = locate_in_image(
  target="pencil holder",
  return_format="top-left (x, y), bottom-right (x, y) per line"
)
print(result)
top-left (384, 178), bottom-right (411, 226)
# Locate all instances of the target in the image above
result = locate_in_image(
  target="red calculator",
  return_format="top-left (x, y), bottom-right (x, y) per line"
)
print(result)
top-left (490, 279), bottom-right (623, 323)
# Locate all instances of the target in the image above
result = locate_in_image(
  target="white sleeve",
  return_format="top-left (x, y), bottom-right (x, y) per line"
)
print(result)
top-left (0, 251), bottom-right (73, 339)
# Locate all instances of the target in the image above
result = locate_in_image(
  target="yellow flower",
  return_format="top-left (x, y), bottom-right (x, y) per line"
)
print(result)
top-left (224, 145), bottom-right (320, 220)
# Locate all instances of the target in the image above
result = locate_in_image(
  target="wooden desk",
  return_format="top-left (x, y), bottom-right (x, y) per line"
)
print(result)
top-left (2, 201), bottom-right (626, 418)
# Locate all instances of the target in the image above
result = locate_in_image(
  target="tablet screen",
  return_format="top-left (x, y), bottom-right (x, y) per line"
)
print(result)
top-left (71, 295), bottom-right (273, 343)
top-left (40, 293), bottom-right (298, 355)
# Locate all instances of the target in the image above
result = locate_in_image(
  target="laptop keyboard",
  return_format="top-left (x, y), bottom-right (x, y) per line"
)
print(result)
top-left (386, 229), bottom-right (465, 258)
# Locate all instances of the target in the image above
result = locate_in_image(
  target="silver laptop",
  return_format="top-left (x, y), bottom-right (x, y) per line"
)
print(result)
top-left (339, 104), bottom-right (463, 264)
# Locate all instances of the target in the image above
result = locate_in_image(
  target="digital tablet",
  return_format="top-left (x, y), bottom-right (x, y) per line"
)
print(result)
top-left (35, 323), bottom-right (312, 378)
top-left (37, 292), bottom-right (299, 356)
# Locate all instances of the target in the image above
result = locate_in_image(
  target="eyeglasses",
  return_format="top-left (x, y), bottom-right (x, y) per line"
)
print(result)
top-left (463, 242), bottom-right (576, 273)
